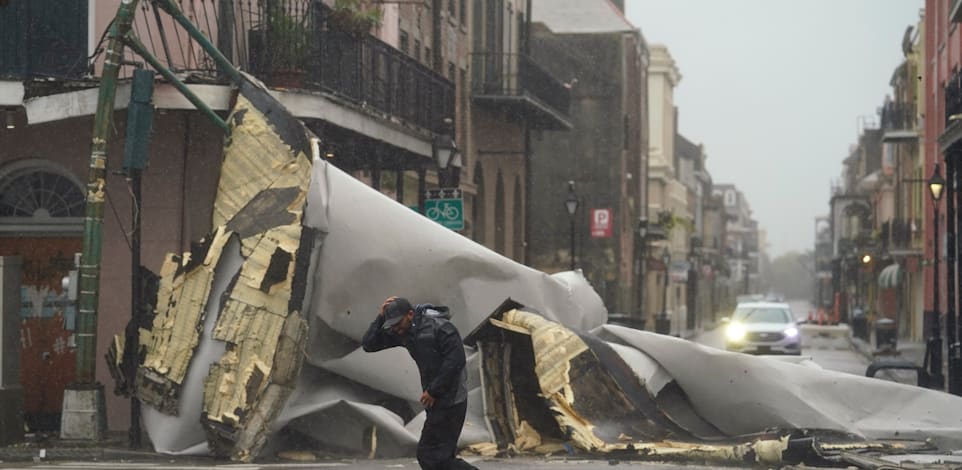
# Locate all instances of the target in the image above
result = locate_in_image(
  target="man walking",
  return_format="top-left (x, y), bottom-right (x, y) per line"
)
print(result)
top-left (362, 296), bottom-right (476, 470)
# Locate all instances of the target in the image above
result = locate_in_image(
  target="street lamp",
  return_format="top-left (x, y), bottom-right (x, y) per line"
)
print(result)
top-left (434, 118), bottom-right (461, 189)
top-left (565, 181), bottom-right (579, 270)
top-left (928, 163), bottom-right (946, 390)
top-left (638, 217), bottom-right (649, 322)
top-left (657, 246), bottom-right (671, 334)
top-left (689, 236), bottom-right (701, 331)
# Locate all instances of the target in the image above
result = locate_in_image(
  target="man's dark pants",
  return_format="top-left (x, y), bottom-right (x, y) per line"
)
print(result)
top-left (417, 400), bottom-right (475, 469)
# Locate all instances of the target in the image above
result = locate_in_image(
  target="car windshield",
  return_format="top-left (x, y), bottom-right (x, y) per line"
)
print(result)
top-left (732, 308), bottom-right (791, 324)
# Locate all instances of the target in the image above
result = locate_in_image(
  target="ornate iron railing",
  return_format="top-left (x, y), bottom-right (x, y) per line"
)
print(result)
top-left (946, 69), bottom-right (962, 126)
top-left (0, 0), bottom-right (89, 79)
top-left (880, 101), bottom-right (915, 131)
top-left (470, 52), bottom-right (569, 116)
top-left (2, 0), bottom-right (454, 133)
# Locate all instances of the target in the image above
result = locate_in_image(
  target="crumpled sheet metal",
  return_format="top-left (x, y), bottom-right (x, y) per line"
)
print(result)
top-left (465, 304), bottom-right (961, 465)
top-left (119, 70), bottom-right (962, 465)
top-left (268, 368), bottom-right (490, 458)
top-left (594, 325), bottom-right (962, 450)
top-left (468, 306), bottom-right (726, 455)
top-left (299, 156), bottom-right (609, 351)
top-left (124, 72), bottom-right (609, 460)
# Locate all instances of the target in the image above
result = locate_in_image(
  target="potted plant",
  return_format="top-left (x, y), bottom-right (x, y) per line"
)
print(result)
top-left (327, 0), bottom-right (383, 36)
top-left (260, 2), bottom-right (312, 88)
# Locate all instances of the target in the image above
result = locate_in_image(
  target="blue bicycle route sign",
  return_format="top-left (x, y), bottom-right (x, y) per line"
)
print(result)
top-left (424, 198), bottom-right (463, 230)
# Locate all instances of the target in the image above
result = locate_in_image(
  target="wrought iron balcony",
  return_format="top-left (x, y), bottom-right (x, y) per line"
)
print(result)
top-left (946, 69), bottom-right (962, 127)
top-left (880, 101), bottom-right (917, 142)
top-left (247, 5), bottom-right (455, 134)
top-left (0, 0), bottom-right (89, 80)
top-left (3, 0), bottom-right (454, 135)
top-left (241, 1), bottom-right (453, 134)
top-left (470, 52), bottom-right (571, 130)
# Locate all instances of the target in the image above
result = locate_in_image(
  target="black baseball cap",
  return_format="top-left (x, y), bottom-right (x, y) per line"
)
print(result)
top-left (382, 297), bottom-right (413, 330)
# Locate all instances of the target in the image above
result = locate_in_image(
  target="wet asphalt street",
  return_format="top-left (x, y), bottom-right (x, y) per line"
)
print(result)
top-left (693, 300), bottom-right (873, 376)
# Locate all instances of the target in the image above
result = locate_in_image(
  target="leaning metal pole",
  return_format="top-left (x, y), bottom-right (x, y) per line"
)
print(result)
top-left (77, 0), bottom-right (141, 390)
top-left (68, 0), bottom-right (142, 441)
top-left (72, 0), bottom-right (247, 440)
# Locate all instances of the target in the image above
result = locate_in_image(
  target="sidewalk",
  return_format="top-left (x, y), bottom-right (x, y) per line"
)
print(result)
top-left (849, 330), bottom-right (926, 384)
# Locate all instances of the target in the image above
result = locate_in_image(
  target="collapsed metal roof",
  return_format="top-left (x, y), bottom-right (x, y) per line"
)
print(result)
top-left (107, 72), bottom-right (962, 467)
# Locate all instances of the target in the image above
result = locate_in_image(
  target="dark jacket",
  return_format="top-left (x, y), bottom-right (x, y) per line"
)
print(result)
top-left (362, 304), bottom-right (468, 408)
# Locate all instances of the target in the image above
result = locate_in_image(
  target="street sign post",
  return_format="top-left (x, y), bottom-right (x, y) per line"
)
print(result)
top-left (425, 197), bottom-right (464, 230)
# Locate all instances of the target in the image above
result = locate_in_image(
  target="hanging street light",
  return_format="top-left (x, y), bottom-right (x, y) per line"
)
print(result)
top-left (565, 181), bottom-right (579, 271)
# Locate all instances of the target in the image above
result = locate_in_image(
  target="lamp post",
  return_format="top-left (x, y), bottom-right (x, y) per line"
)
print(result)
top-left (688, 237), bottom-right (700, 331)
top-left (434, 119), bottom-right (461, 190)
top-left (929, 163), bottom-right (946, 390)
top-left (638, 217), bottom-right (648, 323)
top-left (656, 246), bottom-right (671, 334)
top-left (565, 181), bottom-right (579, 270)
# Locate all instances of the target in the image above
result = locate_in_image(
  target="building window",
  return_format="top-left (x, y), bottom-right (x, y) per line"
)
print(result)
top-left (424, 46), bottom-right (432, 66)
top-left (414, 39), bottom-right (421, 62)
top-left (400, 30), bottom-right (409, 54)
top-left (460, 0), bottom-right (466, 25)
top-left (0, 159), bottom-right (85, 234)
top-left (0, 165), bottom-right (84, 218)
top-left (448, 62), bottom-right (456, 81)
top-left (449, 0), bottom-right (456, 17)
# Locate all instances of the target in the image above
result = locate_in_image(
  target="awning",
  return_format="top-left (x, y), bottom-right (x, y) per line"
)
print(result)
top-left (878, 263), bottom-right (903, 288)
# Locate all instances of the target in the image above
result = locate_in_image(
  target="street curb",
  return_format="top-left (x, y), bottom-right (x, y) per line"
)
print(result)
top-left (848, 336), bottom-right (875, 362)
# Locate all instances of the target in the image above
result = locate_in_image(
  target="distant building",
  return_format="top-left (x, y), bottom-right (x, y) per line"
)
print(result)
top-left (527, 0), bottom-right (650, 319)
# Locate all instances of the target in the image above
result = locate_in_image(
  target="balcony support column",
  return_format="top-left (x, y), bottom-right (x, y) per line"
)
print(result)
top-left (395, 150), bottom-right (405, 204)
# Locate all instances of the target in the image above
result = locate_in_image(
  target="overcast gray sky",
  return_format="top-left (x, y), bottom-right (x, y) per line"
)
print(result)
top-left (625, 0), bottom-right (924, 257)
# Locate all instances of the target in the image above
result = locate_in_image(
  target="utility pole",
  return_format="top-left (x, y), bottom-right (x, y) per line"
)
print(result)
top-left (64, 0), bottom-right (142, 441)
top-left (121, 68), bottom-right (156, 448)
top-left (68, 0), bottom-right (239, 441)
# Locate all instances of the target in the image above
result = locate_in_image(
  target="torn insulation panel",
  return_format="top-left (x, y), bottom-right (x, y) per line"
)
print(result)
top-left (135, 226), bottom-right (233, 414)
top-left (195, 86), bottom-right (314, 461)
top-left (125, 76), bottom-right (316, 462)
top-left (467, 300), bottom-right (702, 453)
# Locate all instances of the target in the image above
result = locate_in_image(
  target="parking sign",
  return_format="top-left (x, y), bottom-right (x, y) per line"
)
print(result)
top-left (591, 208), bottom-right (612, 238)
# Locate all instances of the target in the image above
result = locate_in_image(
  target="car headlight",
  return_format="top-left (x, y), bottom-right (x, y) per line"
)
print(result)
top-left (726, 323), bottom-right (746, 341)
top-left (784, 327), bottom-right (798, 338)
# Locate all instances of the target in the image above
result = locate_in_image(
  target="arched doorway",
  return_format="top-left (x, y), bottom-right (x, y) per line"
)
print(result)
top-left (0, 159), bottom-right (83, 432)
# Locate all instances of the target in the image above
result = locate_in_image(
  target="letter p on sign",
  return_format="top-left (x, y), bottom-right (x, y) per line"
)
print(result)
top-left (591, 208), bottom-right (612, 238)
